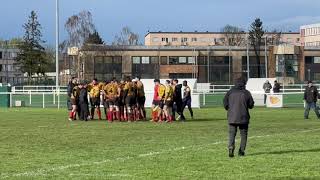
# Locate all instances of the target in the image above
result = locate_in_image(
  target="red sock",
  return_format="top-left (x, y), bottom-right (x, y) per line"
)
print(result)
top-left (72, 112), bottom-right (76, 120)
top-left (69, 112), bottom-right (73, 118)
top-left (113, 111), bottom-right (117, 120)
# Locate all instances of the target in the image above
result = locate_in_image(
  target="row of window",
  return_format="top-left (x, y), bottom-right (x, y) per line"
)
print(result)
top-left (153, 37), bottom-right (226, 43)
top-left (132, 56), bottom-right (234, 65)
top-left (301, 27), bottom-right (320, 36)
top-left (0, 51), bottom-right (18, 59)
top-left (305, 41), bottom-right (320, 47)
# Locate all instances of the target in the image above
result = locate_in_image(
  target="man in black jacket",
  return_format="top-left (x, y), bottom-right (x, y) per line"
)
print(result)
top-left (304, 80), bottom-right (320, 119)
top-left (172, 79), bottom-right (185, 121)
top-left (223, 78), bottom-right (254, 157)
top-left (67, 77), bottom-right (77, 120)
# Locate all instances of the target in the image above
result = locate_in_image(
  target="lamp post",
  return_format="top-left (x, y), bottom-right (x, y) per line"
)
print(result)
top-left (55, 0), bottom-right (59, 90)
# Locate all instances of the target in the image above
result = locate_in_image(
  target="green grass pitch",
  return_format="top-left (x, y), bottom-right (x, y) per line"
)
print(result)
top-left (1, 107), bottom-right (320, 179)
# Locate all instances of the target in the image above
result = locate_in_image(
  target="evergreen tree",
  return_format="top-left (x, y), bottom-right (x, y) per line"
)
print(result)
top-left (16, 11), bottom-right (48, 82)
top-left (84, 30), bottom-right (104, 44)
top-left (249, 18), bottom-right (265, 78)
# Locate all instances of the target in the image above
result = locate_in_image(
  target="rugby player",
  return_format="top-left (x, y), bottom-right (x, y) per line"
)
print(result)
top-left (123, 77), bottom-right (137, 122)
top-left (134, 77), bottom-right (146, 121)
top-left (104, 78), bottom-right (120, 122)
top-left (163, 80), bottom-right (174, 123)
top-left (182, 80), bottom-right (194, 119)
top-left (88, 78), bottom-right (102, 120)
top-left (69, 82), bottom-right (80, 121)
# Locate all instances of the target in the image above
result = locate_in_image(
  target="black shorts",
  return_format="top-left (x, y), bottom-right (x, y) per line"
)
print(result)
top-left (108, 98), bottom-right (119, 107)
top-left (103, 100), bottom-right (109, 108)
top-left (137, 96), bottom-right (146, 106)
top-left (152, 100), bottom-right (160, 106)
top-left (164, 100), bottom-right (173, 107)
top-left (125, 96), bottom-right (136, 107)
top-left (67, 98), bottom-right (72, 110)
top-left (90, 97), bottom-right (100, 107)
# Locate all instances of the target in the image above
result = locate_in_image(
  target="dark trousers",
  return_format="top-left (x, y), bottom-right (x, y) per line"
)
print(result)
top-left (304, 102), bottom-right (320, 119)
top-left (182, 99), bottom-right (193, 118)
top-left (228, 124), bottom-right (249, 152)
top-left (173, 100), bottom-right (185, 120)
top-left (264, 94), bottom-right (267, 104)
top-left (79, 103), bottom-right (89, 120)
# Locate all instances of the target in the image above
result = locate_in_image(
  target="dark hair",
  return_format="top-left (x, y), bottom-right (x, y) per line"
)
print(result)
top-left (93, 78), bottom-right (98, 82)
top-left (166, 80), bottom-right (170, 84)
top-left (173, 79), bottom-right (178, 83)
top-left (154, 79), bottom-right (160, 83)
top-left (126, 76), bottom-right (131, 82)
top-left (307, 80), bottom-right (313, 84)
top-left (136, 76), bottom-right (141, 80)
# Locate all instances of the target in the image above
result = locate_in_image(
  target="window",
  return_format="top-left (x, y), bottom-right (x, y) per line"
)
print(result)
top-left (178, 57), bottom-right (187, 64)
top-left (162, 37), bottom-right (168, 42)
top-left (188, 57), bottom-right (195, 64)
top-left (132, 57), bottom-right (140, 64)
top-left (150, 57), bottom-right (159, 64)
top-left (0, 52), bottom-right (2, 59)
top-left (169, 56), bottom-right (179, 64)
top-left (0, 64), bottom-right (2, 71)
top-left (181, 37), bottom-right (188, 42)
top-left (191, 37), bottom-right (197, 42)
top-left (160, 56), bottom-right (168, 65)
top-left (141, 57), bottom-right (150, 64)
top-left (152, 37), bottom-right (160, 42)
top-left (314, 57), bottom-right (320, 64)
top-left (199, 37), bottom-right (208, 42)
top-left (172, 38), bottom-right (178, 42)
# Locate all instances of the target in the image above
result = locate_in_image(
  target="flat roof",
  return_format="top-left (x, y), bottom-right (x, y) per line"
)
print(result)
top-left (300, 23), bottom-right (320, 29)
top-left (145, 31), bottom-right (300, 37)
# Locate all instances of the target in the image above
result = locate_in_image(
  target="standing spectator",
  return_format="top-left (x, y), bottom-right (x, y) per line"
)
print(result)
top-left (172, 79), bottom-right (185, 121)
top-left (182, 80), bottom-right (193, 119)
top-left (223, 78), bottom-right (254, 157)
top-left (263, 80), bottom-right (272, 104)
top-left (304, 80), bottom-right (320, 119)
top-left (78, 82), bottom-right (89, 121)
top-left (273, 80), bottom-right (281, 93)
top-left (67, 77), bottom-right (77, 120)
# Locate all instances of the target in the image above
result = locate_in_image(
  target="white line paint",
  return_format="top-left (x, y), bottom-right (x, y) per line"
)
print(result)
top-left (1, 128), bottom-right (320, 179)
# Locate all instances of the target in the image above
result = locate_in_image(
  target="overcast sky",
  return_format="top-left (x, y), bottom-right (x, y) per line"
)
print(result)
top-left (1, 0), bottom-right (320, 45)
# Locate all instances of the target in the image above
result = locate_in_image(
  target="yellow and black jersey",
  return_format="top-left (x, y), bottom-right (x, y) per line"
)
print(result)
top-left (164, 85), bottom-right (174, 101)
top-left (88, 83), bottom-right (101, 98)
top-left (124, 82), bottom-right (136, 97)
top-left (71, 86), bottom-right (80, 100)
top-left (136, 81), bottom-right (145, 97)
top-left (158, 84), bottom-right (166, 100)
top-left (104, 83), bottom-right (119, 99)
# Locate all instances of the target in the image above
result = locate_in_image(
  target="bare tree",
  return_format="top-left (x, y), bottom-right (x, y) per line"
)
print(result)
top-left (112, 26), bottom-right (140, 45)
top-left (64, 10), bottom-right (96, 48)
top-left (266, 29), bottom-right (282, 46)
top-left (221, 25), bottom-right (245, 46)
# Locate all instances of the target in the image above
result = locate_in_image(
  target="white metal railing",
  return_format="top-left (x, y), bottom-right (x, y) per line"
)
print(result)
top-left (12, 86), bottom-right (68, 93)
top-left (195, 84), bottom-right (320, 94)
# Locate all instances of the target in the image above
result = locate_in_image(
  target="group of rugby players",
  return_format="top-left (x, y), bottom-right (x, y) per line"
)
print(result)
top-left (67, 76), bottom-right (193, 123)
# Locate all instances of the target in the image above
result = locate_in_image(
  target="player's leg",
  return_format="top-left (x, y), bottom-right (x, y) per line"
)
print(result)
top-left (141, 97), bottom-right (146, 121)
top-left (108, 103), bottom-right (114, 122)
top-left (311, 102), bottom-right (320, 118)
top-left (90, 98), bottom-right (95, 120)
top-left (95, 98), bottom-right (102, 120)
top-left (304, 102), bottom-right (311, 119)
top-left (187, 99), bottom-right (194, 119)
top-left (239, 124), bottom-right (248, 156)
top-left (228, 124), bottom-right (237, 157)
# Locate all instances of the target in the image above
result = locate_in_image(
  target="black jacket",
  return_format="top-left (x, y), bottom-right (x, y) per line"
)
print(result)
top-left (304, 86), bottom-right (319, 103)
top-left (79, 88), bottom-right (88, 104)
top-left (223, 80), bottom-right (254, 125)
top-left (67, 83), bottom-right (75, 98)
top-left (173, 84), bottom-right (182, 102)
top-left (273, 83), bottom-right (281, 93)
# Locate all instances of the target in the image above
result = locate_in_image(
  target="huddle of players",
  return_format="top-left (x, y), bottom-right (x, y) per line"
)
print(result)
top-left (150, 79), bottom-right (193, 123)
top-left (67, 77), bottom-right (193, 122)
top-left (67, 76), bottom-right (146, 122)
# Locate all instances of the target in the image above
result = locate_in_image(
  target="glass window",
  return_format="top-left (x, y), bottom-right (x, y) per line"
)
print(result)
top-left (172, 38), bottom-right (178, 42)
top-left (314, 57), bottom-right (320, 64)
top-left (105, 57), bottom-right (113, 64)
top-left (152, 37), bottom-right (160, 42)
top-left (132, 57), bottom-right (140, 64)
top-left (150, 57), bottom-right (159, 64)
top-left (162, 38), bottom-right (168, 42)
top-left (191, 38), bottom-right (197, 42)
top-left (113, 56), bottom-right (122, 64)
top-left (188, 57), bottom-right (195, 64)
top-left (181, 38), bottom-right (188, 42)
top-left (179, 57), bottom-right (187, 64)
top-left (169, 57), bottom-right (179, 64)
top-left (160, 56), bottom-right (168, 65)
top-left (0, 52), bottom-right (2, 59)
top-left (142, 57), bottom-right (150, 64)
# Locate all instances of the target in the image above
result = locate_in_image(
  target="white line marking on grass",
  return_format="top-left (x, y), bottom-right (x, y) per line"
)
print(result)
top-left (1, 128), bottom-right (320, 179)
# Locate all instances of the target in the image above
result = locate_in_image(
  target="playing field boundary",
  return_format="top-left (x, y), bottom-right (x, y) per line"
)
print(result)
top-left (1, 128), bottom-right (320, 179)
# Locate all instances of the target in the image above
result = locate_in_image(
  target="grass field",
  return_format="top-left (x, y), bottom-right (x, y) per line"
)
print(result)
top-left (1, 107), bottom-right (320, 179)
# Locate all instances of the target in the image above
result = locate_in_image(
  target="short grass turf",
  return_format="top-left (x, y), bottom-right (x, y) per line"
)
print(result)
top-left (0, 107), bottom-right (320, 180)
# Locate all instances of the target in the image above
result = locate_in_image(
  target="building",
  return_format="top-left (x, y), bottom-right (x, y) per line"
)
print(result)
top-left (300, 23), bottom-right (320, 47)
top-left (61, 31), bottom-right (320, 85)
top-left (145, 31), bottom-right (301, 46)
top-left (0, 43), bottom-right (24, 85)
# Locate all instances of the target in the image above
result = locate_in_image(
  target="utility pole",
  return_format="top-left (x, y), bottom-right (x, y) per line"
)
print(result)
top-left (55, 0), bottom-right (59, 90)
top-left (265, 36), bottom-right (268, 78)
top-left (246, 33), bottom-right (250, 80)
